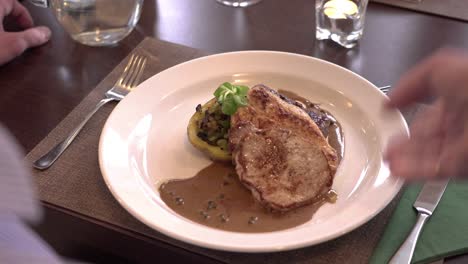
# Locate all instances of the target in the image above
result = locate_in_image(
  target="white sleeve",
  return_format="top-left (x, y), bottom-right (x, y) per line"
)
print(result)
top-left (0, 125), bottom-right (63, 264)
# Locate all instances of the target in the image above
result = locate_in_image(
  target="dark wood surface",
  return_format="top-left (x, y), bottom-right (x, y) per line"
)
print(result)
top-left (2, 0), bottom-right (468, 263)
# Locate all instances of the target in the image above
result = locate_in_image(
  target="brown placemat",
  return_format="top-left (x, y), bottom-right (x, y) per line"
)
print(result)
top-left (26, 37), bottom-right (415, 263)
top-left (371, 0), bottom-right (468, 21)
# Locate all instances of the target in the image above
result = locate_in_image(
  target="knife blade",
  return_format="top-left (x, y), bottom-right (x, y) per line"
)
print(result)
top-left (414, 180), bottom-right (449, 215)
top-left (389, 180), bottom-right (449, 264)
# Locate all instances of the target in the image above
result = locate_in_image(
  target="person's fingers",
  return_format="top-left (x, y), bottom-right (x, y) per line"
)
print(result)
top-left (410, 102), bottom-right (445, 140)
top-left (387, 137), bottom-right (442, 179)
top-left (429, 56), bottom-right (468, 106)
top-left (386, 103), bottom-right (443, 164)
top-left (0, 0), bottom-right (34, 29)
top-left (9, 0), bottom-right (34, 29)
top-left (384, 135), bottom-right (406, 162)
top-left (439, 133), bottom-right (468, 178)
top-left (385, 107), bottom-right (444, 179)
top-left (0, 26), bottom-right (51, 65)
top-left (385, 60), bottom-right (433, 109)
top-left (386, 49), bottom-right (468, 109)
top-left (389, 153), bottom-right (441, 180)
top-left (385, 134), bottom-right (420, 177)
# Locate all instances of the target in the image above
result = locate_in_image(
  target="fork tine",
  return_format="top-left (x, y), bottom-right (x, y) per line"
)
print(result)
top-left (125, 56), bottom-right (143, 89)
top-left (118, 54), bottom-right (136, 86)
top-left (129, 57), bottom-right (147, 89)
top-left (379, 85), bottom-right (391, 95)
top-left (380, 85), bottom-right (391, 90)
top-left (121, 55), bottom-right (140, 88)
top-left (126, 56), bottom-right (144, 88)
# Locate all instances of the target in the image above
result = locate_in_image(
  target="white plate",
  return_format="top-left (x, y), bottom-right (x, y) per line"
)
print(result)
top-left (99, 51), bottom-right (408, 252)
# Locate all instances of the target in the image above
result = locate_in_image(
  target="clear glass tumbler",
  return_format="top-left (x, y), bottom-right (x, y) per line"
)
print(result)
top-left (315, 0), bottom-right (369, 48)
top-left (30, 0), bottom-right (143, 46)
top-left (216, 0), bottom-right (262, 7)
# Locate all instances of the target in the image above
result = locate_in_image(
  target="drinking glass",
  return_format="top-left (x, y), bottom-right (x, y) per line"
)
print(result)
top-left (216, 0), bottom-right (262, 7)
top-left (315, 0), bottom-right (369, 48)
top-left (30, 0), bottom-right (144, 46)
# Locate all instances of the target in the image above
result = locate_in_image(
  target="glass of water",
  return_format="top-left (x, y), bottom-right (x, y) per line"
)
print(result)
top-left (30, 0), bottom-right (143, 46)
top-left (316, 0), bottom-right (369, 48)
top-left (216, 0), bottom-right (262, 7)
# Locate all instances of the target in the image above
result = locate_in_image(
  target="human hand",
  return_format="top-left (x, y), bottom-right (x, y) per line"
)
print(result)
top-left (385, 49), bottom-right (468, 180)
top-left (0, 0), bottom-right (51, 65)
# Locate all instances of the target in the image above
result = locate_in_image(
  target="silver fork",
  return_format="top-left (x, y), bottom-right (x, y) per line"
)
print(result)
top-left (33, 54), bottom-right (147, 170)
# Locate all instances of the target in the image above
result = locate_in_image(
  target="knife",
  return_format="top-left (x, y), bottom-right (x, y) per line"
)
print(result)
top-left (389, 180), bottom-right (449, 264)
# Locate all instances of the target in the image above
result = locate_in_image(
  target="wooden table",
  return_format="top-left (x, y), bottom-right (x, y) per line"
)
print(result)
top-left (2, 0), bottom-right (468, 262)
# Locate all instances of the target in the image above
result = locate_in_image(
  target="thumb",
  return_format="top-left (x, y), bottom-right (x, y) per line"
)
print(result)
top-left (0, 26), bottom-right (51, 66)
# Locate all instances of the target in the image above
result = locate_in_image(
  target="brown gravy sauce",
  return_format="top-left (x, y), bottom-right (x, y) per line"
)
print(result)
top-left (160, 90), bottom-right (344, 233)
top-left (160, 163), bottom-right (337, 233)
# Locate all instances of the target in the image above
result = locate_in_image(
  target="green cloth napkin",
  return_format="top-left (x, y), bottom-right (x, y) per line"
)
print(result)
top-left (370, 182), bottom-right (468, 264)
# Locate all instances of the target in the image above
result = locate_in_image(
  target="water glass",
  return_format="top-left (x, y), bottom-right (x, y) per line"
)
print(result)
top-left (30, 0), bottom-right (144, 46)
top-left (216, 0), bottom-right (262, 7)
top-left (315, 0), bottom-right (369, 48)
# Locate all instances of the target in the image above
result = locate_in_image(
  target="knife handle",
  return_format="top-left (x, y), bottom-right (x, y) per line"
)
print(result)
top-left (389, 213), bottom-right (430, 264)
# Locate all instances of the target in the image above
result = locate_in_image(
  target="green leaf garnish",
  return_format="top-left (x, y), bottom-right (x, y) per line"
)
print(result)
top-left (222, 94), bottom-right (237, 115)
top-left (214, 82), bottom-right (249, 115)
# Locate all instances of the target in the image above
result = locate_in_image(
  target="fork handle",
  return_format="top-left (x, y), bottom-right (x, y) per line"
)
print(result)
top-left (389, 212), bottom-right (430, 264)
top-left (33, 98), bottom-right (115, 170)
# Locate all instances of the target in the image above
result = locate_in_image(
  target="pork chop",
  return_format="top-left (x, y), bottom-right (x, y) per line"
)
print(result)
top-left (229, 85), bottom-right (339, 212)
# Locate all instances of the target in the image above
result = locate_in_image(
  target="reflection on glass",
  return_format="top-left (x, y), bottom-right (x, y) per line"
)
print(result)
top-left (50, 0), bottom-right (144, 46)
top-left (316, 0), bottom-right (369, 48)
